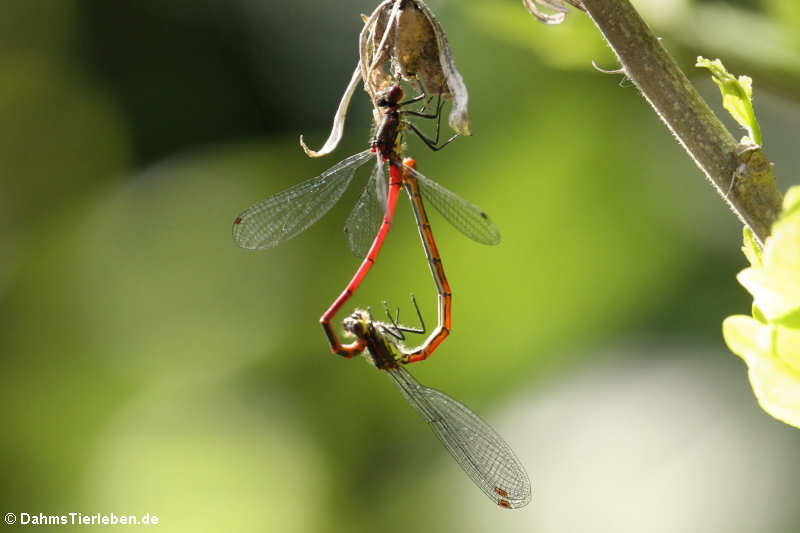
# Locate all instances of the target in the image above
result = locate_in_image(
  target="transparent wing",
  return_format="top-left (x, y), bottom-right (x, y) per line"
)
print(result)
top-left (387, 367), bottom-right (531, 508)
top-left (343, 159), bottom-right (387, 258)
top-left (232, 150), bottom-right (374, 250)
top-left (407, 166), bottom-right (501, 245)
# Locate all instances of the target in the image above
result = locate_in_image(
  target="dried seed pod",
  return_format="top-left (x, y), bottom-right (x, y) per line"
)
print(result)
top-left (301, 0), bottom-right (471, 157)
top-left (364, 0), bottom-right (446, 95)
top-left (361, 0), bottom-right (470, 135)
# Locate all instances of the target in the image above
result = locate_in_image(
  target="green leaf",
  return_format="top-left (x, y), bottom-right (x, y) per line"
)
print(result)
top-left (752, 303), bottom-right (767, 324)
top-left (775, 323), bottom-right (800, 375)
top-left (722, 315), bottom-right (769, 368)
top-left (723, 316), bottom-right (800, 429)
top-left (696, 56), bottom-right (762, 145)
top-left (724, 186), bottom-right (800, 429)
top-left (741, 226), bottom-right (763, 267)
top-left (736, 186), bottom-right (800, 321)
top-left (779, 185), bottom-right (800, 220)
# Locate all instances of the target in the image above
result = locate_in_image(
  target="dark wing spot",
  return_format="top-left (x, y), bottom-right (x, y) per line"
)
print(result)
top-left (479, 212), bottom-right (488, 219)
top-left (234, 217), bottom-right (242, 225)
top-left (498, 499), bottom-right (511, 509)
top-left (494, 487), bottom-right (509, 498)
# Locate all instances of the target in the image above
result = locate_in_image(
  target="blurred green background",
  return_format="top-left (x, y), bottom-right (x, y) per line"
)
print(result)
top-left (2, 0), bottom-right (800, 531)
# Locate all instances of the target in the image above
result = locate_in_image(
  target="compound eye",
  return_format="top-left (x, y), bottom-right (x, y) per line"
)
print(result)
top-left (344, 319), bottom-right (366, 337)
top-left (342, 317), bottom-right (356, 332)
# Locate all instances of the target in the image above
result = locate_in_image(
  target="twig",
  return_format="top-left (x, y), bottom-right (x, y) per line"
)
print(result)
top-left (580, 0), bottom-right (782, 246)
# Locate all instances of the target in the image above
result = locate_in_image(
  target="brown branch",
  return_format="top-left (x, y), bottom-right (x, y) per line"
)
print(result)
top-left (580, 0), bottom-right (782, 245)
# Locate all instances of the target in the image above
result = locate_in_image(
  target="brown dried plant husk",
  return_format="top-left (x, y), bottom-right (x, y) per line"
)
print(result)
top-left (301, 0), bottom-right (470, 157)
top-left (521, 0), bottom-right (585, 25)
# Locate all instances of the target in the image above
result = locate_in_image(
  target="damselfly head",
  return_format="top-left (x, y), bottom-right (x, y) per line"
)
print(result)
top-left (376, 85), bottom-right (404, 108)
top-left (342, 309), bottom-right (372, 339)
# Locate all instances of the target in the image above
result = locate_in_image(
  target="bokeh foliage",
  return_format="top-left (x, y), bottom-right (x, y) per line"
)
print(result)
top-left (2, 0), bottom-right (800, 531)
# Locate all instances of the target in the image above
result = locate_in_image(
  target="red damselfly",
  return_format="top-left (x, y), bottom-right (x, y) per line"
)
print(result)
top-left (233, 86), bottom-right (499, 351)
top-left (339, 161), bottom-right (530, 507)
top-left (324, 158), bottom-right (451, 362)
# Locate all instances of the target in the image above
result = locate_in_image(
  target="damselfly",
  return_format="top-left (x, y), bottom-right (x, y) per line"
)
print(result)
top-left (339, 161), bottom-right (530, 507)
top-left (323, 158), bottom-right (451, 362)
top-left (344, 307), bottom-right (532, 509)
top-left (233, 86), bottom-right (499, 352)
